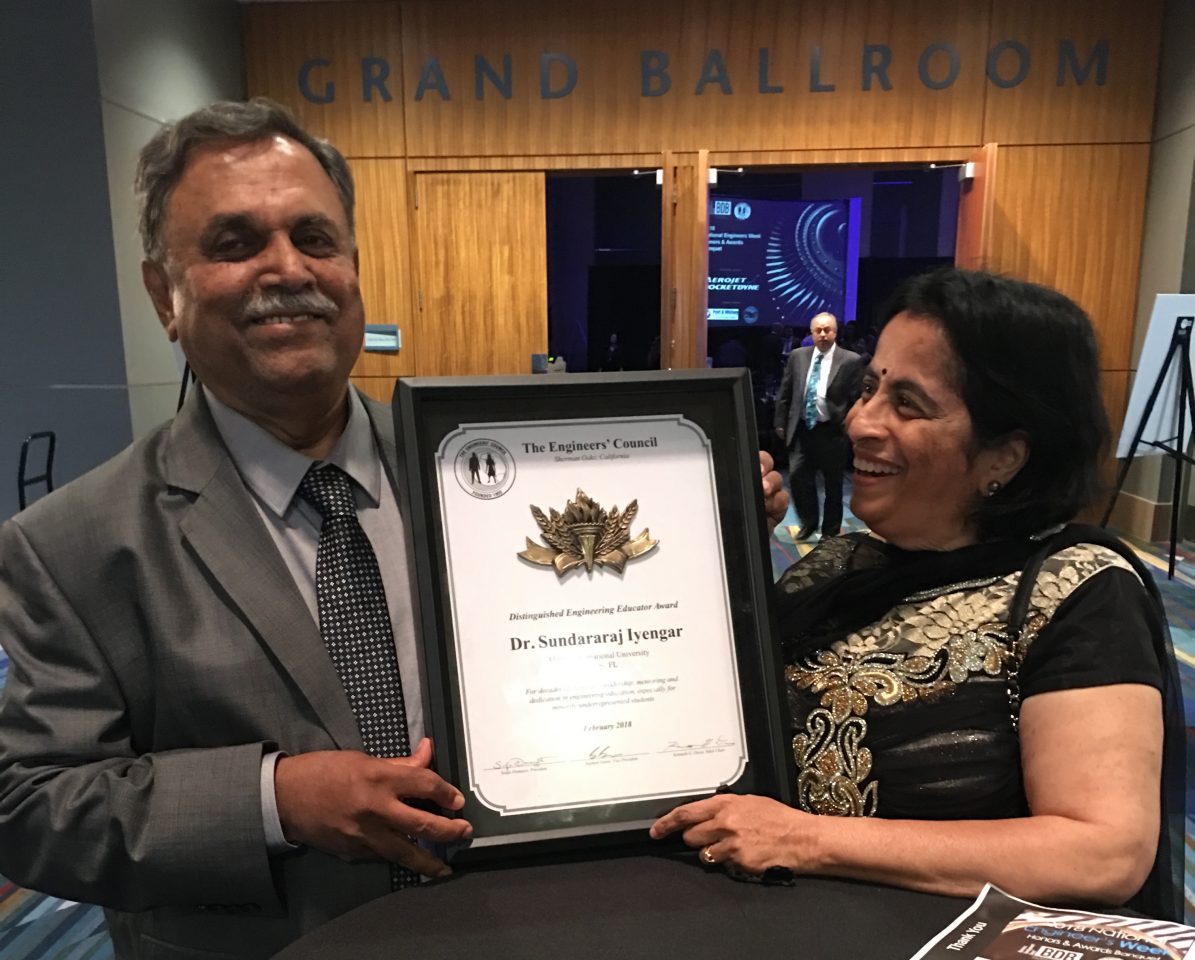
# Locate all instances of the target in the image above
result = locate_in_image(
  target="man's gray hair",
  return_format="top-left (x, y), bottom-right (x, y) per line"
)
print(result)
top-left (134, 97), bottom-right (355, 261)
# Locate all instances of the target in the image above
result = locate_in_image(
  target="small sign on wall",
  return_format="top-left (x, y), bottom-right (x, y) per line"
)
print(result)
top-left (365, 324), bottom-right (400, 353)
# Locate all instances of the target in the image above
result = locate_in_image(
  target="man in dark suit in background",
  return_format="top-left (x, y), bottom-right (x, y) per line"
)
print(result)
top-left (774, 312), bottom-right (864, 540)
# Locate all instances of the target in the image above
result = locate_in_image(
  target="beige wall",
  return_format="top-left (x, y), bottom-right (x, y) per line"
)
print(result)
top-left (92, 0), bottom-right (244, 437)
top-left (1112, 0), bottom-right (1195, 539)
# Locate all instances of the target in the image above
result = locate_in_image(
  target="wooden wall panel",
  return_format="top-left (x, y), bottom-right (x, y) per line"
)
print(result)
top-left (412, 172), bottom-right (547, 375)
top-left (686, 152), bottom-right (711, 368)
top-left (982, 0), bottom-right (1162, 145)
top-left (954, 142), bottom-right (997, 269)
top-left (985, 144), bottom-right (1150, 370)
top-left (660, 157), bottom-right (678, 369)
top-left (350, 158), bottom-right (418, 377)
top-left (399, 0), bottom-right (989, 156)
top-left (408, 154), bottom-right (663, 172)
top-left (244, 1), bottom-right (1162, 157)
top-left (244, 2), bottom-right (405, 157)
top-left (708, 148), bottom-right (971, 166)
top-left (660, 152), bottom-right (710, 368)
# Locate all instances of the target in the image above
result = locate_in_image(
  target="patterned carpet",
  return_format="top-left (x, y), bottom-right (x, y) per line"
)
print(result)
top-left (1, 515), bottom-right (1194, 957)
top-left (0, 884), bottom-right (109, 960)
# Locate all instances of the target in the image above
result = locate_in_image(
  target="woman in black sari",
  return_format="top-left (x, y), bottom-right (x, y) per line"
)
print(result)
top-left (652, 269), bottom-right (1184, 920)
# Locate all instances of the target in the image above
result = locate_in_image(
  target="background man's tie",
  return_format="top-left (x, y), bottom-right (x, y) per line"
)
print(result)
top-left (299, 464), bottom-right (420, 889)
top-left (804, 350), bottom-right (824, 429)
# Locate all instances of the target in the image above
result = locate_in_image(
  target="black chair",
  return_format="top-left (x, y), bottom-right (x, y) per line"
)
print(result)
top-left (18, 431), bottom-right (56, 510)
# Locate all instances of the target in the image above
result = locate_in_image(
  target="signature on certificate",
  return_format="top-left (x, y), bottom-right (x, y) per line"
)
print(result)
top-left (659, 735), bottom-right (735, 754)
top-left (487, 756), bottom-right (560, 772)
top-left (490, 733), bottom-right (737, 772)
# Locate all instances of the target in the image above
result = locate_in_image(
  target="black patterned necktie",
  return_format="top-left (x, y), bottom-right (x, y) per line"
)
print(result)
top-left (299, 464), bottom-right (419, 889)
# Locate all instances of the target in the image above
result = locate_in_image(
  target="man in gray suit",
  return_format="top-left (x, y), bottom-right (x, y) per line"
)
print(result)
top-left (0, 97), bottom-right (791, 959)
top-left (0, 99), bottom-right (473, 959)
top-left (774, 312), bottom-right (864, 540)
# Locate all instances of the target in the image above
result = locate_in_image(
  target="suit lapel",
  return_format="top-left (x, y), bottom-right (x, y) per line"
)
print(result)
top-left (825, 348), bottom-right (854, 392)
top-left (165, 390), bottom-right (362, 750)
top-left (824, 348), bottom-right (839, 388)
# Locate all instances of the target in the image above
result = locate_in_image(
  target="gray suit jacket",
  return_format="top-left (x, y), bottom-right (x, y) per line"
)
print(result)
top-left (774, 346), bottom-right (864, 447)
top-left (0, 388), bottom-right (404, 959)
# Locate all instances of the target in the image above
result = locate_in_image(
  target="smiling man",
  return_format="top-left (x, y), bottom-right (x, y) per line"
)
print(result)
top-left (141, 133), bottom-right (364, 456)
top-left (0, 98), bottom-right (792, 960)
top-left (0, 99), bottom-right (472, 959)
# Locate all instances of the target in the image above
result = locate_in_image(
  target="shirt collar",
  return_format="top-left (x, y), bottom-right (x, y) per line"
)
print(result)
top-left (204, 386), bottom-right (381, 518)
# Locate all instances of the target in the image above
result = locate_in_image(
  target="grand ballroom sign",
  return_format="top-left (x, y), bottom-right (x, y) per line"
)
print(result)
top-left (295, 39), bottom-right (1111, 104)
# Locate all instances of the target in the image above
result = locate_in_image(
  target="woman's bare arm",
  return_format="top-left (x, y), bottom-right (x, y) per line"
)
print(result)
top-left (651, 684), bottom-right (1161, 906)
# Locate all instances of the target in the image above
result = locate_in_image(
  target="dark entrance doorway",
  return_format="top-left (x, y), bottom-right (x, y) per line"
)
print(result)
top-left (546, 173), bottom-right (662, 372)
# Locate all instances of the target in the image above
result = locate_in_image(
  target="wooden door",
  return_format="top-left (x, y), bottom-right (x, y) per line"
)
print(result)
top-left (413, 172), bottom-right (548, 376)
top-left (954, 143), bottom-right (998, 270)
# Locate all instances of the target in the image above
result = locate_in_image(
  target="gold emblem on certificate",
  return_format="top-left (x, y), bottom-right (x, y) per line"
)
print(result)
top-left (517, 489), bottom-right (658, 576)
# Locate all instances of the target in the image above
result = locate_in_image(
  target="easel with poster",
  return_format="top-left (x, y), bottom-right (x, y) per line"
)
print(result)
top-left (1104, 295), bottom-right (1195, 578)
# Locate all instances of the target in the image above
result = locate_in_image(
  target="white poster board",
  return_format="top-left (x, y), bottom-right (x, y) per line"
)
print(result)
top-left (1116, 294), bottom-right (1195, 459)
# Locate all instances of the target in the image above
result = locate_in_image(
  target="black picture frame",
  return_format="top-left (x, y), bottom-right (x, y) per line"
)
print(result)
top-left (393, 369), bottom-right (792, 862)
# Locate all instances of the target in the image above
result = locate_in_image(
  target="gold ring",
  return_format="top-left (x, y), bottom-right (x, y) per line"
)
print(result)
top-left (700, 845), bottom-right (716, 865)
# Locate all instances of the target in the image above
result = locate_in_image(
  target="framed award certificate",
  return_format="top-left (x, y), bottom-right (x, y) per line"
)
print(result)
top-left (393, 369), bottom-right (792, 860)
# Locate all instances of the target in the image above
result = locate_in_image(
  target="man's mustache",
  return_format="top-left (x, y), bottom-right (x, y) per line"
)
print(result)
top-left (242, 290), bottom-right (340, 321)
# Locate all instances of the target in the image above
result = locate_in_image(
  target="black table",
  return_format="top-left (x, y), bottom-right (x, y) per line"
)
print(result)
top-left (273, 853), bottom-right (972, 960)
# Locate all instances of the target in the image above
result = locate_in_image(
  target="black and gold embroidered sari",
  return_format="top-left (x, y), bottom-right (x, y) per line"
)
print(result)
top-left (774, 525), bottom-right (1184, 920)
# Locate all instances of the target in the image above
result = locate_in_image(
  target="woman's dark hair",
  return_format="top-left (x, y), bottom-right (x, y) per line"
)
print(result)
top-left (882, 268), bottom-right (1109, 540)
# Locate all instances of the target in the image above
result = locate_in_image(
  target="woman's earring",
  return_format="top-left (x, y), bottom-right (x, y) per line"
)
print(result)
top-left (986, 480), bottom-right (1002, 497)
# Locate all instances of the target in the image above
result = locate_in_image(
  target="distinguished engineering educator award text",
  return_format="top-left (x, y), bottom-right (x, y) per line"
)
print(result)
top-left (436, 414), bottom-right (747, 816)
